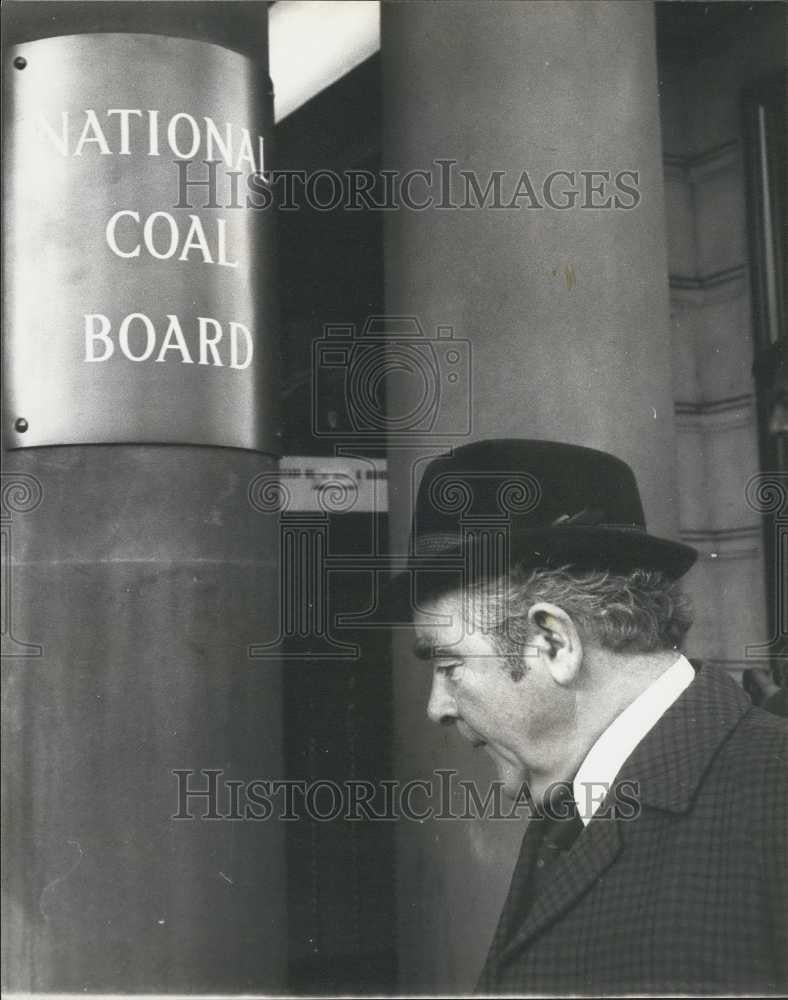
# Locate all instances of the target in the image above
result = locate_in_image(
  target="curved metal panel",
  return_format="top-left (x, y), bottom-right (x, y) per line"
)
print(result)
top-left (3, 33), bottom-right (276, 451)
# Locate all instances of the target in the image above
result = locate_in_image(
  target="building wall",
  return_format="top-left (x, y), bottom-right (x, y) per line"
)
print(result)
top-left (659, 8), bottom-right (784, 675)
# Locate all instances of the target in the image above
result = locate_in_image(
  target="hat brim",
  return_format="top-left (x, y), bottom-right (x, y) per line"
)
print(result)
top-left (383, 525), bottom-right (698, 620)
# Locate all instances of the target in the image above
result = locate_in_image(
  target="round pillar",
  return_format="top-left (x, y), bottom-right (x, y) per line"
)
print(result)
top-left (1, 3), bottom-right (284, 992)
top-left (383, 1), bottom-right (677, 990)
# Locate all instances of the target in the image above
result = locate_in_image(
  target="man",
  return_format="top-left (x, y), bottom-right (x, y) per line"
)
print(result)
top-left (399, 439), bottom-right (787, 995)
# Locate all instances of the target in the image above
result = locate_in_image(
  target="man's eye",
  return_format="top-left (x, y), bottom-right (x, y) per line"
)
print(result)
top-left (436, 663), bottom-right (460, 677)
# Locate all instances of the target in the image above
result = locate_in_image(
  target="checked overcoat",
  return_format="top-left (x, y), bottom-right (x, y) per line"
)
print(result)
top-left (477, 665), bottom-right (788, 996)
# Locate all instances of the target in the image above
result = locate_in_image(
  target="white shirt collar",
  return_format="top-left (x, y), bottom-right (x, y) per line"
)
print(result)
top-left (573, 654), bottom-right (696, 824)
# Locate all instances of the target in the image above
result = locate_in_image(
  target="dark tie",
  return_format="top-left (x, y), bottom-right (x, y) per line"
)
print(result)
top-left (475, 790), bottom-right (586, 992)
top-left (529, 792), bottom-right (585, 901)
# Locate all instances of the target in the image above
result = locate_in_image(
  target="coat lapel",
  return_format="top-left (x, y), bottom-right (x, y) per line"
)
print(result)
top-left (494, 666), bottom-right (751, 969)
top-left (485, 819), bottom-right (543, 960)
top-left (497, 813), bottom-right (622, 966)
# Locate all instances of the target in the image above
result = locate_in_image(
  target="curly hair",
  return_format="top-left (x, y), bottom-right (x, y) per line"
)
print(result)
top-left (463, 565), bottom-right (694, 660)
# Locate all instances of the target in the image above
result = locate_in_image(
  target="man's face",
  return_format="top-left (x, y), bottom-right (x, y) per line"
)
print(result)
top-left (414, 589), bottom-right (577, 801)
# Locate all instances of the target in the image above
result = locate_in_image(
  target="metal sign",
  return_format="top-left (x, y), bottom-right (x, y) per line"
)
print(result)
top-left (277, 456), bottom-right (388, 512)
top-left (3, 33), bottom-right (276, 451)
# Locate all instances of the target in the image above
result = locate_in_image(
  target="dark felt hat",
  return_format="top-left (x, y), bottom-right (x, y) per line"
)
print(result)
top-left (389, 439), bottom-right (696, 611)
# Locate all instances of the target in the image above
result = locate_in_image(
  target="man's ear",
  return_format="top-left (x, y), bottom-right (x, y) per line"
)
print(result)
top-left (526, 602), bottom-right (583, 685)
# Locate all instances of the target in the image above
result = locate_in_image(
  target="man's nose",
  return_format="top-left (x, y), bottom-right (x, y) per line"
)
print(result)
top-left (427, 675), bottom-right (457, 725)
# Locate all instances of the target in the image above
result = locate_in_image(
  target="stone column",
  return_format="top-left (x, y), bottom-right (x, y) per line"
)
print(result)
top-left (383, 1), bottom-right (677, 990)
top-left (1, 3), bottom-right (284, 992)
